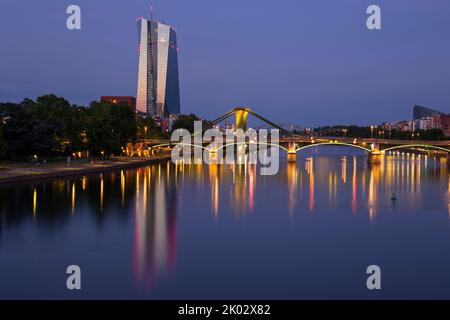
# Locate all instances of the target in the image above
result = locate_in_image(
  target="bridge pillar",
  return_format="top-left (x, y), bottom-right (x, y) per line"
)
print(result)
top-left (287, 142), bottom-right (297, 162)
top-left (235, 108), bottom-right (249, 132)
top-left (368, 152), bottom-right (382, 165)
top-left (368, 142), bottom-right (382, 165)
top-left (370, 142), bottom-right (380, 153)
top-left (287, 152), bottom-right (296, 162)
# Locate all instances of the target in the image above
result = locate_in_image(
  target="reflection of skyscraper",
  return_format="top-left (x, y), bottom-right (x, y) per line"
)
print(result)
top-left (133, 166), bottom-right (179, 288)
top-left (136, 18), bottom-right (180, 117)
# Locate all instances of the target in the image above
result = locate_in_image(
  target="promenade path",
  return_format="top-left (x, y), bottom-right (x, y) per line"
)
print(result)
top-left (0, 155), bottom-right (170, 185)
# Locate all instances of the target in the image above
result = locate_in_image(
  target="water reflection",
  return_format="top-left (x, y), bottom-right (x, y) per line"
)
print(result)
top-left (133, 166), bottom-right (178, 288)
top-left (0, 148), bottom-right (449, 298)
top-left (1, 151), bottom-right (447, 232)
top-left (287, 162), bottom-right (298, 216)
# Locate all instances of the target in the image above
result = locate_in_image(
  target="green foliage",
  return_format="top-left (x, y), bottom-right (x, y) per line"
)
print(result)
top-left (1, 103), bottom-right (36, 158)
top-left (86, 101), bottom-right (137, 156)
top-left (0, 118), bottom-right (6, 160)
top-left (110, 101), bottom-right (137, 146)
top-left (137, 116), bottom-right (168, 139)
top-left (27, 94), bottom-right (88, 154)
top-left (0, 102), bottom-right (65, 158)
top-left (416, 129), bottom-right (445, 140)
top-left (0, 94), bottom-right (139, 159)
top-left (32, 117), bottom-right (65, 156)
top-left (171, 114), bottom-right (200, 133)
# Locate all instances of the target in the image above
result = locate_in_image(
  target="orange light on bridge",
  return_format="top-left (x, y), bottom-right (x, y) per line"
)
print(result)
top-left (353, 138), bottom-right (357, 144)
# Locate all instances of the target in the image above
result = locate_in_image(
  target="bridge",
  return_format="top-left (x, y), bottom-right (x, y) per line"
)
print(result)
top-left (132, 107), bottom-right (450, 163)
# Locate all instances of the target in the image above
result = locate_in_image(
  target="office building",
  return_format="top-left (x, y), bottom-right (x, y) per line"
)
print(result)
top-left (136, 17), bottom-right (180, 117)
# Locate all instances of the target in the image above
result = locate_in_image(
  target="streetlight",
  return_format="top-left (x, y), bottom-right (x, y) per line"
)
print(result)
top-left (30, 155), bottom-right (37, 173)
top-left (144, 126), bottom-right (148, 140)
top-left (370, 126), bottom-right (374, 139)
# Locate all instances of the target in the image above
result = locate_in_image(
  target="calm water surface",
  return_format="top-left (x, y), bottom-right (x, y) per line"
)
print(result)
top-left (1, 147), bottom-right (449, 299)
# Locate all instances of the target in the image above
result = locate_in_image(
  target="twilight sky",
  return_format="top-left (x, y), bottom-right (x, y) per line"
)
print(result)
top-left (0, 0), bottom-right (449, 127)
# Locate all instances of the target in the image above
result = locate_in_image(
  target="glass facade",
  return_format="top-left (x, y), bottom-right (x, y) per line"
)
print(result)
top-left (136, 18), bottom-right (180, 117)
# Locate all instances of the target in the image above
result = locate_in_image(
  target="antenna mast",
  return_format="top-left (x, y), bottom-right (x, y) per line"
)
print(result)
top-left (150, 6), bottom-right (154, 21)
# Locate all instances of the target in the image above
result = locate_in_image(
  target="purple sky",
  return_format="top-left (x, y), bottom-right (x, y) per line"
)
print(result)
top-left (1, 0), bottom-right (449, 126)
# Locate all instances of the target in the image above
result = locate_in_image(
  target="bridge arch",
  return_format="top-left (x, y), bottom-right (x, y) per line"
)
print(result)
top-left (150, 143), bottom-right (210, 151)
top-left (215, 141), bottom-right (290, 153)
top-left (381, 144), bottom-right (450, 154)
top-left (295, 142), bottom-right (371, 153)
top-left (206, 107), bottom-right (292, 136)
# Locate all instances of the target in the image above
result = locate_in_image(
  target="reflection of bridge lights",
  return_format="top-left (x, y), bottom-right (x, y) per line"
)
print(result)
top-left (32, 188), bottom-right (37, 217)
top-left (71, 182), bottom-right (76, 215)
top-left (100, 174), bottom-right (104, 211)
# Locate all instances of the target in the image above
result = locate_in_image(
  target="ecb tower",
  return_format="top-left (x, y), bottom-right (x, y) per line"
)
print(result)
top-left (136, 18), bottom-right (180, 117)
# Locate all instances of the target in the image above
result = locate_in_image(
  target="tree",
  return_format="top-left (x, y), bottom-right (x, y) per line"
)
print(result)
top-left (0, 117), bottom-right (6, 160)
top-left (1, 103), bottom-right (35, 158)
top-left (86, 102), bottom-right (120, 156)
top-left (27, 94), bottom-right (88, 154)
top-left (30, 117), bottom-right (65, 156)
top-left (415, 129), bottom-right (445, 141)
top-left (109, 101), bottom-right (137, 146)
top-left (171, 114), bottom-right (201, 134)
top-left (137, 116), bottom-right (168, 140)
top-left (86, 101), bottom-right (137, 156)
top-left (0, 102), bottom-right (65, 158)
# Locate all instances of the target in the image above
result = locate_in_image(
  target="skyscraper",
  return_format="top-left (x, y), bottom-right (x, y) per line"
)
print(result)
top-left (136, 18), bottom-right (180, 117)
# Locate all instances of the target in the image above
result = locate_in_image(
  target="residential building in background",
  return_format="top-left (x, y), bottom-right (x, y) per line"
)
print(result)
top-left (136, 17), bottom-right (180, 117)
top-left (440, 114), bottom-right (450, 136)
top-left (381, 105), bottom-right (449, 136)
top-left (101, 96), bottom-right (136, 112)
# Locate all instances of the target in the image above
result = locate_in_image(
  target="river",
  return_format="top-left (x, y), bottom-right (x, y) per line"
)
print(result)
top-left (0, 147), bottom-right (449, 299)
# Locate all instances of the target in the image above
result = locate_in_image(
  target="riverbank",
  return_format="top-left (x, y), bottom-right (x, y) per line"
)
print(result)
top-left (0, 155), bottom-right (171, 185)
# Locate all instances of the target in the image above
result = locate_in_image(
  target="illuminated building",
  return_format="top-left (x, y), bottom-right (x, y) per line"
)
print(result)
top-left (101, 96), bottom-right (136, 112)
top-left (136, 17), bottom-right (180, 117)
